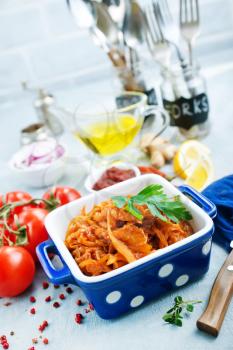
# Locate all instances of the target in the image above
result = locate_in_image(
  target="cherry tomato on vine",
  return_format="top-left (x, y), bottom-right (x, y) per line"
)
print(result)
top-left (12, 208), bottom-right (48, 261)
top-left (0, 191), bottom-right (35, 215)
top-left (0, 191), bottom-right (32, 206)
top-left (0, 194), bottom-right (3, 208)
top-left (43, 186), bottom-right (81, 207)
top-left (0, 246), bottom-right (35, 297)
top-left (0, 222), bottom-right (16, 246)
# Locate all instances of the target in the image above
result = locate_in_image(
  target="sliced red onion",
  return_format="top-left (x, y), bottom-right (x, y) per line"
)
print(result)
top-left (12, 138), bottom-right (65, 169)
top-left (55, 144), bottom-right (65, 158)
top-left (31, 139), bottom-right (57, 158)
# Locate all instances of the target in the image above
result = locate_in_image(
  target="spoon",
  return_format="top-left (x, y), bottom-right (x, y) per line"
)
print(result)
top-left (67, 0), bottom-right (126, 67)
top-left (197, 236), bottom-right (233, 336)
top-left (123, 0), bottom-right (153, 58)
top-left (123, 0), bottom-right (148, 49)
top-left (123, 0), bottom-right (149, 88)
top-left (102, 0), bottom-right (126, 29)
top-left (93, 1), bottom-right (123, 49)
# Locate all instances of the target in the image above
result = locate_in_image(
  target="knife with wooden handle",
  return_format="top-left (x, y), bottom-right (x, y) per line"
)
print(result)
top-left (197, 241), bottom-right (233, 337)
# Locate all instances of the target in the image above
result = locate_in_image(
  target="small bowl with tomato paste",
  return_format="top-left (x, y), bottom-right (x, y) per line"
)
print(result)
top-left (85, 163), bottom-right (141, 193)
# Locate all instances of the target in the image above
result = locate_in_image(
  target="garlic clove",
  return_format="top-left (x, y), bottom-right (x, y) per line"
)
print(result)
top-left (150, 137), bottom-right (167, 147)
top-left (140, 133), bottom-right (156, 152)
top-left (150, 150), bottom-right (165, 168)
top-left (160, 144), bottom-right (177, 161)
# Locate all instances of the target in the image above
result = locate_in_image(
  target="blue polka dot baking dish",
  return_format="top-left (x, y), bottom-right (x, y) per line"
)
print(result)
top-left (37, 174), bottom-right (217, 319)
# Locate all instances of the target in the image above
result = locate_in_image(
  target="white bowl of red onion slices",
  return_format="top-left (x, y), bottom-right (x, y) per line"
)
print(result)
top-left (9, 138), bottom-right (66, 188)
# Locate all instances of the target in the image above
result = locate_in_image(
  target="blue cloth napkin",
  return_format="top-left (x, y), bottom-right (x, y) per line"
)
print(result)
top-left (202, 175), bottom-right (233, 250)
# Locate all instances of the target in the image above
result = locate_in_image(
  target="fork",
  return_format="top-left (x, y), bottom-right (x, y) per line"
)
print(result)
top-left (151, 0), bottom-right (188, 68)
top-left (180, 0), bottom-right (200, 66)
top-left (145, 0), bottom-right (171, 69)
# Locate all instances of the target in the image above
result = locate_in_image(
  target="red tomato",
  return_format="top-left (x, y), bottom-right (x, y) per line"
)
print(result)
top-left (1, 191), bottom-right (32, 205)
top-left (0, 194), bottom-right (3, 208)
top-left (0, 223), bottom-right (16, 246)
top-left (0, 191), bottom-right (34, 215)
top-left (14, 208), bottom-right (48, 261)
top-left (43, 186), bottom-right (81, 207)
top-left (0, 246), bottom-right (35, 297)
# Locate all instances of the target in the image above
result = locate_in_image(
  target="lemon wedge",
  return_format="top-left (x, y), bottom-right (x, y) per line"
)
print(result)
top-left (185, 157), bottom-right (214, 191)
top-left (173, 140), bottom-right (214, 191)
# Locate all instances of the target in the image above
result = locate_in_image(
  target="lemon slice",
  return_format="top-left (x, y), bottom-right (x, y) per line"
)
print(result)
top-left (173, 140), bottom-right (211, 179)
top-left (173, 140), bottom-right (214, 191)
top-left (184, 156), bottom-right (214, 191)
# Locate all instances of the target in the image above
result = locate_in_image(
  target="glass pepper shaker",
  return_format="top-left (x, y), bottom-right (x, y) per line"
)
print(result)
top-left (161, 65), bottom-right (210, 139)
top-left (34, 89), bottom-right (64, 137)
top-left (22, 82), bottom-right (64, 137)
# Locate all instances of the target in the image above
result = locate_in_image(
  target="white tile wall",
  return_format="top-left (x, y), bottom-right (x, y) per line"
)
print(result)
top-left (44, 0), bottom-right (78, 36)
top-left (0, 51), bottom-right (33, 92)
top-left (0, 0), bottom-right (233, 96)
top-left (0, 6), bottom-right (47, 50)
top-left (28, 34), bottom-right (108, 80)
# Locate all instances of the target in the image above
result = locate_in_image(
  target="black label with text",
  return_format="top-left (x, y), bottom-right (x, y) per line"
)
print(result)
top-left (163, 93), bottom-right (209, 130)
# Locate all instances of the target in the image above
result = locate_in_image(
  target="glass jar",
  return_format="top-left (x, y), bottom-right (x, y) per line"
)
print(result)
top-left (34, 89), bottom-right (64, 137)
top-left (160, 65), bottom-right (210, 139)
top-left (113, 47), bottom-right (157, 106)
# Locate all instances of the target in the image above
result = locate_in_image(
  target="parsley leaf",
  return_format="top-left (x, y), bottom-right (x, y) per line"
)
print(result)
top-left (126, 201), bottom-right (143, 220)
top-left (112, 196), bottom-right (128, 208)
top-left (112, 184), bottom-right (193, 223)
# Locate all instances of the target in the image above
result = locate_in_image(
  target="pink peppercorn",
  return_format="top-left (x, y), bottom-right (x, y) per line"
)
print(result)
top-left (75, 313), bottom-right (83, 324)
top-left (28, 347), bottom-right (35, 350)
top-left (53, 302), bottom-right (60, 308)
top-left (30, 308), bottom-right (36, 315)
top-left (42, 282), bottom-right (49, 290)
top-left (53, 284), bottom-right (60, 289)
top-left (43, 338), bottom-right (49, 345)
top-left (76, 299), bottom-right (82, 306)
top-left (0, 336), bottom-right (7, 344)
top-left (38, 320), bottom-right (48, 332)
top-left (45, 296), bottom-right (51, 303)
top-left (39, 325), bottom-right (44, 332)
top-left (66, 287), bottom-right (73, 294)
top-left (1, 335), bottom-right (9, 349)
top-left (30, 296), bottom-right (36, 303)
top-left (59, 294), bottom-right (65, 300)
top-left (75, 314), bottom-right (83, 324)
top-left (89, 303), bottom-right (94, 311)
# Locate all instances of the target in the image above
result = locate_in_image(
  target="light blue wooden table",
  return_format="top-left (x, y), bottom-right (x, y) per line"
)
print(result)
top-left (0, 68), bottom-right (233, 350)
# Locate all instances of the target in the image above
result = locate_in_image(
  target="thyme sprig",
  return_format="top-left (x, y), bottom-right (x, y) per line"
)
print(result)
top-left (163, 296), bottom-right (202, 327)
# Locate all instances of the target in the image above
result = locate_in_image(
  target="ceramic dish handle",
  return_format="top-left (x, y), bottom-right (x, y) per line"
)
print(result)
top-left (179, 185), bottom-right (217, 219)
top-left (36, 240), bottom-right (74, 285)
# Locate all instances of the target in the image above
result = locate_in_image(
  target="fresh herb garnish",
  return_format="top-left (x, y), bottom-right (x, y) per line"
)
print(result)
top-left (162, 296), bottom-right (202, 327)
top-left (112, 184), bottom-right (192, 223)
